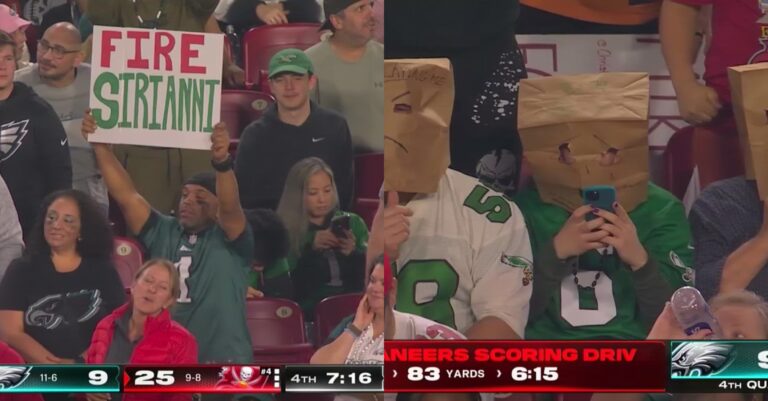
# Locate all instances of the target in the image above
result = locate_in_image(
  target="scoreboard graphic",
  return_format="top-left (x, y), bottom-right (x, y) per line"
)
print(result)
top-left (6, 341), bottom-right (768, 394)
top-left (0, 364), bottom-right (383, 394)
top-left (0, 365), bottom-right (120, 393)
top-left (669, 341), bottom-right (768, 393)
top-left (123, 365), bottom-right (281, 393)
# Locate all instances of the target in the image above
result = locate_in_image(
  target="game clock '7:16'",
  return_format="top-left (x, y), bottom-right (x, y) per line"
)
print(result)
top-left (327, 372), bottom-right (373, 385)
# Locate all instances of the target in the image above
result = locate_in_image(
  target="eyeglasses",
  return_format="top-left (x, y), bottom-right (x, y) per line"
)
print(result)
top-left (37, 40), bottom-right (80, 59)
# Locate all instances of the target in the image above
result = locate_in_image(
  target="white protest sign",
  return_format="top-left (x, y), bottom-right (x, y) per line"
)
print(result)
top-left (88, 26), bottom-right (223, 150)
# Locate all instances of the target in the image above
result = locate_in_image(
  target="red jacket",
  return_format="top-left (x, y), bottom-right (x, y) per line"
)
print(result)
top-left (86, 303), bottom-right (198, 401)
top-left (0, 341), bottom-right (43, 401)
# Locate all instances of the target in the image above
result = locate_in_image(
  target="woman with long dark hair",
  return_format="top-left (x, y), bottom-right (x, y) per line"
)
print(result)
top-left (0, 189), bottom-right (124, 369)
top-left (275, 157), bottom-right (368, 316)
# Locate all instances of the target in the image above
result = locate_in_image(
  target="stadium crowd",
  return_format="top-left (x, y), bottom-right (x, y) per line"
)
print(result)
top-left (0, 2), bottom-right (766, 401)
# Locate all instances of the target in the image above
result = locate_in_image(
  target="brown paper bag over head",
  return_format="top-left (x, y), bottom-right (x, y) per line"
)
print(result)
top-left (384, 58), bottom-right (454, 194)
top-left (518, 73), bottom-right (650, 212)
top-left (728, 63), bottom-right (768, 199)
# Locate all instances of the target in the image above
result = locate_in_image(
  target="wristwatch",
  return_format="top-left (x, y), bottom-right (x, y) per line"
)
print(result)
top-left (345, 322), bottom-right (363, 338)
top-left (211, 155), bottom-right (234, 172)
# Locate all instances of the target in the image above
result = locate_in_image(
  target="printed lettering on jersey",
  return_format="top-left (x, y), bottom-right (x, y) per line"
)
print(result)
top-left (0, 120), bottom-right (30, 162)
top-left (25, 289), bottom-right (103, 330)
top-left (500, 254), bottom-right (533, 286)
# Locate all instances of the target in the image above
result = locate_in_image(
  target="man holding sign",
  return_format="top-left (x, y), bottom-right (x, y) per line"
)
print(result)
top-left (87, 24), bottom-right (224, 213)
top-left (82, 113), bottom-right (254, 364)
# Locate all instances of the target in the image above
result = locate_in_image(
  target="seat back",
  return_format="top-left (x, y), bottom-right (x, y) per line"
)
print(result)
top-left (314, 293), bottom-right (362, 345)
top-left (663, 125), bottom-right (695, 200)
top-left (220, 90), bottom-right (274, 140)
top-left (112, 237), bottom-right (144, 289)
top-left (354, 153), bottom-right (383, 199)
top-left (245, 298), bottom-right (308, 347)
top-left (242, 23), bottom-right (323, 88)
top-left (353, 198), bottom-right (378, 229)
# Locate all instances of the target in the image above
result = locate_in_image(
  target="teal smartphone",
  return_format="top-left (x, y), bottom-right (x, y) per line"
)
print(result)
top-left (583, 185), bottom-right (616, 220)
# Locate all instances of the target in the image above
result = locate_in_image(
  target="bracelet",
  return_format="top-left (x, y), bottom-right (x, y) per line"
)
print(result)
top-left (211, 155), bottom-right (234, 172)
top-left (345, 322), bottom-right (363, 338)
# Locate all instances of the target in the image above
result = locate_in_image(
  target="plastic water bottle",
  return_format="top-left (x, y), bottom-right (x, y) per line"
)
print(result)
top-left (670, 286), bottom-right (721, 338)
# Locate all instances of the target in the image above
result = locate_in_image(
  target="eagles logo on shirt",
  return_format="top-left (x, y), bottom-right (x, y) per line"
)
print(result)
top-left (501, 254), bottom-right (533, 286)
top-left (0, 120), bottom-right (29, 162)
top-left (25, 289), bottom-right (103, 330)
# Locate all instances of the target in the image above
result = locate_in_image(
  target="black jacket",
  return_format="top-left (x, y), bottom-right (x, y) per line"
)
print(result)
top-left (235, 101), bottom-right (353, 211)
top-left (0, 82), bottom-right (72, 237)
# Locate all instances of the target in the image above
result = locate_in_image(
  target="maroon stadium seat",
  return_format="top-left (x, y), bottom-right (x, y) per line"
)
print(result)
top-left (245, 298), bottom-right (315, 364)
top-left (354, 198), bottom-right (378, 229)
top-left (314, 293), bottom-right (362, 345)
top-left (220, 89), bottom-right (274, 156)
top-left (113, 237), bottom-right (144, 289)
top-left (354, 152), bottom-right (383, 200)
top-left (242, 23), bottom-right (322, 90)
top-left (662, 125), bottom-right (695, 200)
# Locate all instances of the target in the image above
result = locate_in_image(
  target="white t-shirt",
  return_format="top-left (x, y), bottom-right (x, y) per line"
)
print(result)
top-left (395, 169), bottom-right (533, 337)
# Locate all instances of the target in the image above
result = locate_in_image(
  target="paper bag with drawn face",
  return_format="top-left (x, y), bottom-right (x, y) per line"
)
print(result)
top-left (728, 63), bottom-right (768, 199)
top-left (384, 58), bottom-right (454, 194)
top-left (518, 73), bottom-right (650, 212)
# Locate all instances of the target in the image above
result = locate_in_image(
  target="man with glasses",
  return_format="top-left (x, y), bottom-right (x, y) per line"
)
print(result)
top-left (16, 22), bottom-right (108, 215)
top-left (0, 31), bottom-right (71, 240)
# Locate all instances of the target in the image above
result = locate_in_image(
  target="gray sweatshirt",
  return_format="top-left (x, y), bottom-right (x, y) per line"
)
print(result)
top-left (0, 175), bottom-right (23, 282)
top-left (689, 176), bottom-right (767, 300)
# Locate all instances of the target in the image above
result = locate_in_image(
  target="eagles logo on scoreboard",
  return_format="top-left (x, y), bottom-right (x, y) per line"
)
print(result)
top-left (670, 342), bottom-right (734, 377)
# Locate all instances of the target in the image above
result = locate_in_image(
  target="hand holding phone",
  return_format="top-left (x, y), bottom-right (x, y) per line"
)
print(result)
top-left (331, 215), bottom-right (351, 239)
top-left (583, 185), bottom-right (616, 220)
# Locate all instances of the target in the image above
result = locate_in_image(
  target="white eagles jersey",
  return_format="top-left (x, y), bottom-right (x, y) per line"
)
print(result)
top-left (395, 169), bottom-right (533, 337)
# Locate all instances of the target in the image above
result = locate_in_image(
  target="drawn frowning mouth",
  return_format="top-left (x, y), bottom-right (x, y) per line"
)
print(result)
top-left (394, 103), bottom-right (412, 113)
top-left (384, 136), bottom-right (408, 153)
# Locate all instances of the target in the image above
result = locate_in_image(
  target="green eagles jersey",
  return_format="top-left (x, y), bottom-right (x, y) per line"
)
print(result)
top-left (514, 183), bottom-right (694, 340)
top-left (258, 211), bottom-right (368, 314)
top-left (139, 211), bottom-right (254, 362)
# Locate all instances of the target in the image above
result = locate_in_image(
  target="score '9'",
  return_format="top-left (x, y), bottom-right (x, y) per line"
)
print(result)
top-left (88, 370), bottom-right (108, 386)
top-left (407, 367), bottom-right (440, 382)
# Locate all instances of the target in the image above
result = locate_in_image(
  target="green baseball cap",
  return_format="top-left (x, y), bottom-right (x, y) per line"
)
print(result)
top-left (268, 48), bottom-right (314, 79)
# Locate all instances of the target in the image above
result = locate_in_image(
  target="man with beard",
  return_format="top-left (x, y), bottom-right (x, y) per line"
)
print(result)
top-left (305, 0), bottom-right (383, 153)
top-left (16, 22), bottom-right (107, 214)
